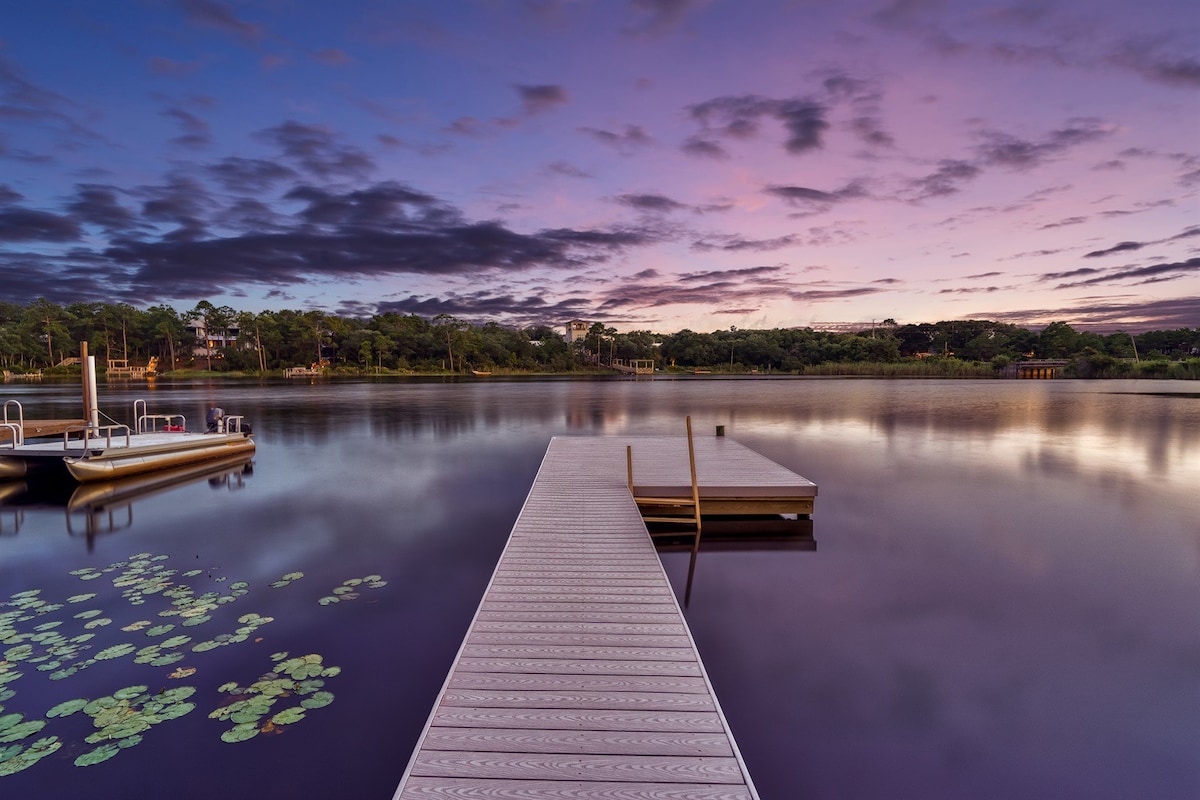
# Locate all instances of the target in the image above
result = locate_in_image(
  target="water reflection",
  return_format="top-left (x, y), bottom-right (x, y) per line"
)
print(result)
top-left (0, 456), bottom-right (253, 545)
top-left (1, 377), bottom-right (1198, 799)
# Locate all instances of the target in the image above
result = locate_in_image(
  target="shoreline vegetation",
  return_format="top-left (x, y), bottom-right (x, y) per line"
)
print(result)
top-left (2, 300), bottom-right (1198, 381)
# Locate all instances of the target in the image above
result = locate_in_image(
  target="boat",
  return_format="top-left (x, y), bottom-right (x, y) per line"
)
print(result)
top-left (471, 369), bottom-right (493, 376)
top-left (1, 347), bottom-right (254, 483)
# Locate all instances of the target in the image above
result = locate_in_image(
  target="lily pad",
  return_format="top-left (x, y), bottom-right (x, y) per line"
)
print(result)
top-left (46, 698), bottom-right (89, 718)
top-left (0, 719), bottom-right (45, 743)
top-left (113, 685), bottom-right (149, 701)
top-left (272, 707), bottom-right (306, 725)
top-left (220, 723), bottom-right (259, 743)
top-left (300, 691), bottom-right (334, 710)
top-left (74, 743), bottom-right (120, 767)
top-left (95, 643), bottom-right (135, 661)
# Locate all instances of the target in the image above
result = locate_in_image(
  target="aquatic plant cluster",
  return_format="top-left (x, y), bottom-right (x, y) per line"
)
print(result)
top-left (0, 553), bottom-right (386, 776)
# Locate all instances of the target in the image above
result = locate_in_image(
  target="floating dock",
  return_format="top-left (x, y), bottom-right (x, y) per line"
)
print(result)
top-left (394, 434), bottom-right (817, 799)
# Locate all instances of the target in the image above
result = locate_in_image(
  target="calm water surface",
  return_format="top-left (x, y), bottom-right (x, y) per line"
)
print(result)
top-left (1, 377), bottom-right (1198, 798)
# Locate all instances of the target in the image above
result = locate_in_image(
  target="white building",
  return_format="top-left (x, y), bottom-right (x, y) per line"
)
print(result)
top-left (564, 320), bottom-right (589, 344)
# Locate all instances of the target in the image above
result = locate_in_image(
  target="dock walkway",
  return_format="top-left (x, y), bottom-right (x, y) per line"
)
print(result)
top-left (394, 434), bottom-right (813, 799)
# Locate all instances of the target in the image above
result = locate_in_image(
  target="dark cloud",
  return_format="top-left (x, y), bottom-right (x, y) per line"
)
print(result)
top-left (0, 53), bottom-right (96, 150)
top-left (0, 184), bottom-right (23, 204)
top-left (1041, 267), bottom-right (1102, 281)
top-left (544, 161), bottom-right (592, 179)
top-left (1039, 216), bottom-right (1087, 229)
top-left (692, 234), bottom-right (799, 252)
top-left (179, 0), bottom-right (261, 40)
top-left (1111, 39), bottom-right (1200, 88)
top-left (0, 208), bottom-right (81, 242)
top-left (632, 269), bottom-right (659, 279)
top-left (765, 182), bottom-right (866, 209)
top-left (909, 159), bottom-right (980, 199)
top-left (254, 121), bottom-right (374, 179)
top-left (517, 84), bottom-right (568, 115)
top-left (688, 94), bottom-right (829, 154)
top-left (580, 124), bottom-right (652, 153)
top-left (680, 136), bottom-right (727, 159)
top-left (67, 184), bottom-right (140, 234)
top-left (679, 266), bottom-right (784, 282)
top-left (282, 182), bottom-right (444, 227)
top-left (625, 0), bottom-right (707, 35)
top-left (975, 119), bottom-right (1112, 169)
top-left (207, 157), bottom-right (298, 193)
top-left (1064, 258), bottom-right (1200, 288)
top-left (615, 193), bottom-right (687, 213)
top-left (1084, 241), bottom-right (1143, 258)
top-left (163, 107), bottom-right (212, 149)
top-left (374, 293), bottom-right (595, 328)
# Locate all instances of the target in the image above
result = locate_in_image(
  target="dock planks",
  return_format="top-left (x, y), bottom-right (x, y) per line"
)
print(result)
top-left (393, 435), bottom-right (791, 800)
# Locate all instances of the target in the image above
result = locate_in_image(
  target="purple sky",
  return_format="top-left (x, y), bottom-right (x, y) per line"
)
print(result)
top-left (2, 0), bottom-right (1197, 332)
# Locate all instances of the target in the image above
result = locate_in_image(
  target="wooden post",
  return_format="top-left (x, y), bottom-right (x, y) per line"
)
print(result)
top-left (80, 341), bottom-right (90, 423)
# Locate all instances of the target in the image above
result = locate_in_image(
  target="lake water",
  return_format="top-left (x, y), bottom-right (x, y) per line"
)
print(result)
top-left (1, 377), bottom-right (1198, 798)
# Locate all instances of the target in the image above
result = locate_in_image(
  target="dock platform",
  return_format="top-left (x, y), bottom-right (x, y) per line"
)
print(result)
top-left (394, 434), bottom-right (816, 799)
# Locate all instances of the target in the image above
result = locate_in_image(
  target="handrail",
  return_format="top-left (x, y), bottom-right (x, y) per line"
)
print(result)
top-left (2, 400), bottom-right (23, 446)
top-left (64, 424), bottom-right (131, 452)
top-left (223, 415), bottom-right (245, 434)
top-left (137, 413), bottom-right (186, 433)
top-left (0, 423), bottom-right (21, 449)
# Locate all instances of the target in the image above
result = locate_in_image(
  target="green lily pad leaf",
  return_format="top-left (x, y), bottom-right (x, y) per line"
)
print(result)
top-left (150, 652), bottom-right (184, 667)
top-left (318, 596), bottom-right (339, 606)
top-left (0, 742), bottom-right (22, 762)
top-left (157, 701), bottom-right (194, 721)
top-left (113, 685), bottom-right (149, 701)
top-left (46, 698), bottom-right (89, 718)
top-left (158, 686), bottom-right (195, 703)
top-left (270, 652), bottom-right (288, 662)
top-left (0, 713), bottom-right (22, 732)
top-left (343, 578), bottom-right (363, 587)
top-left (183, 569), bottom-right (202, 578)
top-left (10, 590), bottom-right (40, 598)
top-left (229, 708), bottom-right (263, 725)
top-left (300, 691), bottom-right (334, 709)
top-left (363, 574), bottom-right (382, 582)
top-left (117, 733), bottom-right (143, 749)
top-left (0, 719), bottom-right (45, 743)
top-left (71, 633), bottom-right (95, 644)
top-left (4, 644), bottom-right (33, 661)
top-left (145, 624), bottom-right (174, 636)
top-left (272, 706), bottom-right (305, 725)
top-left (220, 723), bottom-right (259, 743)
top-left (160, 635), bottom-right (191, 649)
top-left (78, 573), bottom-right (102, 581)
top-left (366, 580), bottom-right (388, 589)
top-left (268, 580), bottom-right (288, 588)
top-left (105, 717), bottom-right (152, 739)
top-left (218, 681), bottom-right (240, 693)
top-left (320, 666), bottom-right (341, 678)
top-left (75, 743), bottom-right (120, 766)
top-left (33, 621), bottom-right (62, 632)
top-left (191, 640), bottom-right (220, 653)
top-left (49, 668), bottom-right (77, 681)
top-left (84, 618), bottom-right (112, 630)
top-left (229, 581), bottom-right (249, 590)
top-left (331, 586), bottom-right (352, 595)
top-left (95, 644), bottom-right (135, 661)
top-left (181, 615), bottom-right (211, 627)
top-left (282, 572), bottom-right (304, 581)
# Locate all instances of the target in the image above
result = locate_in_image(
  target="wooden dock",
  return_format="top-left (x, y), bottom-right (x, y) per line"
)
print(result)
top-left (394, 434), bottom-right (816, 799)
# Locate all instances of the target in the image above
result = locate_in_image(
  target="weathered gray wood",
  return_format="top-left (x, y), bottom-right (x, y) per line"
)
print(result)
top-left (409, 751), bottom-right (745, 784)
top-left (421, 727), bottom-right (735, 757)
top-left (454, 658), bottom-right (703, 677)
top-left (399, 777), bottom-right (753, 800)
top-left (448, 673), bottom-right (710, 694)
top-left (393, 435), bottom-right (775, 800)
top-left (429, 707), bottom-right (725, 732)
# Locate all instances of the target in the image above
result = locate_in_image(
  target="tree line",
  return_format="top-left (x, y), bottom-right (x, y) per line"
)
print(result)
top-left (1, 300), bottom-right (1197, 378)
